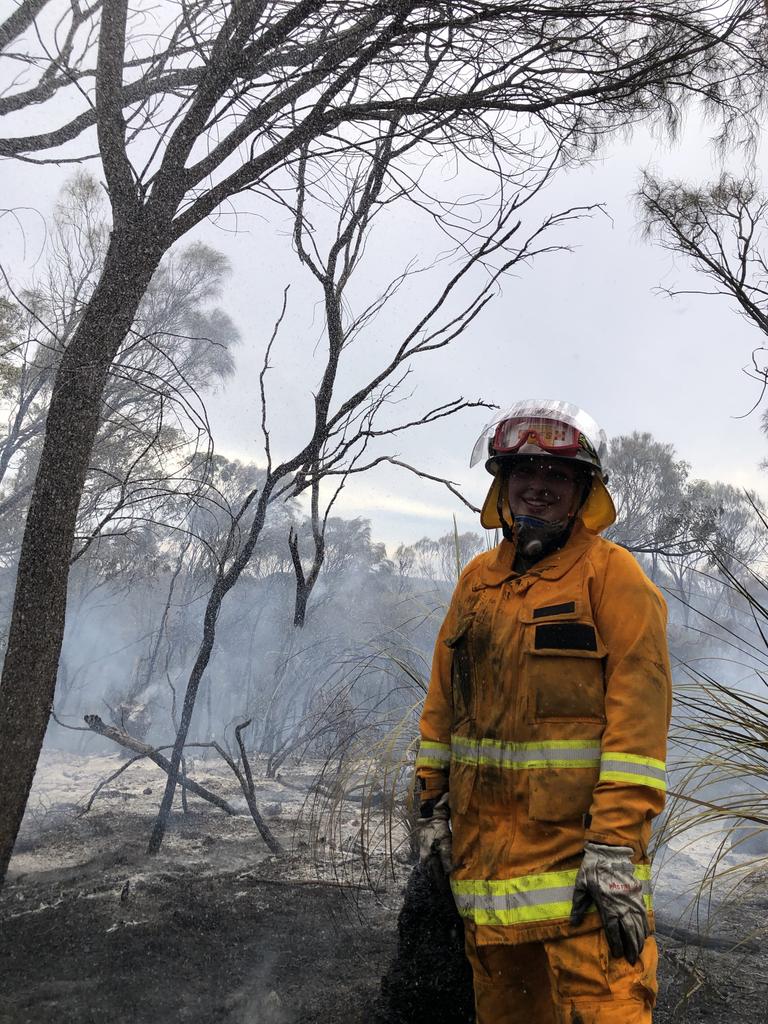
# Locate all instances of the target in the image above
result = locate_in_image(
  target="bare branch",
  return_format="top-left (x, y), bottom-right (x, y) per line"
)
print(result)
top-left (82, 714), bottom-right (237, 815)
top-left (260, 285), bottom-right (289, 476)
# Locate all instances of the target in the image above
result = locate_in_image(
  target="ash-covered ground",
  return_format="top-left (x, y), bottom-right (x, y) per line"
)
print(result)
top-left (1, 750), bottom-right (766, 1024)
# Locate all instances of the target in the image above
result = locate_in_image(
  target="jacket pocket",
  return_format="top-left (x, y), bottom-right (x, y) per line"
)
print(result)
top-left (523, 621), bottom-right (607, 724)
top-left (449, 757), bottom-right (477, 817)
top-left (444, 616), bottom-right (475, 727)
top-left (528, 767), bottom-right (598, 823)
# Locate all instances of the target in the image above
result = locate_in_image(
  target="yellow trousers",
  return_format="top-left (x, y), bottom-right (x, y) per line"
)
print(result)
top-left (464, 928), bottom-right (658, 1024)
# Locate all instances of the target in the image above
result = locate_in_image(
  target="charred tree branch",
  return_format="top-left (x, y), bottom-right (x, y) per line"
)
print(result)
top-left (82, 714), bottom-right (237, 816)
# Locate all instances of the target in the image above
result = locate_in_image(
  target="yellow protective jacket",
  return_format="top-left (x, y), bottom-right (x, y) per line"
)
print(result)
top-left (416, 518), bottom-right (672, 947)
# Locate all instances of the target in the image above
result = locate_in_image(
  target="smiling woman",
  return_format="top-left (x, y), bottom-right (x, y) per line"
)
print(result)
top-left (415, 398), bottom-right (673, 1024)
top-left (506, 458), bottom-right (583, 523)
top-left (506, 458), bottom-right (590, 568)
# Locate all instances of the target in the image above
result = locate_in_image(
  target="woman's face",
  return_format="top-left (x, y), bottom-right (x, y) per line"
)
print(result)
top-left (506, 457), bottom-right (582, 523)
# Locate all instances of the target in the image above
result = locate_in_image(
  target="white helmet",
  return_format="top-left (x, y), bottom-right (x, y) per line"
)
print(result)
top-left (471, 399), bottom-right (616, 533)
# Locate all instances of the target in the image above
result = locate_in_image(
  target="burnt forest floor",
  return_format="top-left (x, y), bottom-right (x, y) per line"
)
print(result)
top-left (1, 751), bottom-right (766, 1024)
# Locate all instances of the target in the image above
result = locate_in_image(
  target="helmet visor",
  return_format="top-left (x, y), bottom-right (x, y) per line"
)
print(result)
top-left (492, 416), bottom-right (581, 457)
top-left (470, 399), bottom-right (608, 468)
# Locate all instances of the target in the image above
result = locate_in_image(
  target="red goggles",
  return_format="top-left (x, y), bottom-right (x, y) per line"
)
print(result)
top-left (492, 416), bottom-right (582, 457)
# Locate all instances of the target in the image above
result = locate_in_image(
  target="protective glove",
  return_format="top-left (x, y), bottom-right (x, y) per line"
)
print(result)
top-left (414, 792), bottom-right (453, 878)
top-left (569, 841), bottom-right (650, 965)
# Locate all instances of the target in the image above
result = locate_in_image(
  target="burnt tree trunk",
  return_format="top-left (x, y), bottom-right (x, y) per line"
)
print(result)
top-left (0, 224), bottom-right (167, 885)
top-left (288, 473), bottom-right (325, 628)
top-left (288, 524), bottom-right (320, 629)
top-left (147, 480), bottom-right (277, 854)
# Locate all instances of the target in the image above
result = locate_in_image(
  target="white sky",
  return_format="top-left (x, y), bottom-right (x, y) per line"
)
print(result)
top-left (2, 116), bottom-right (767, 554)
top-left (199, 125), bottom-right (768, 550)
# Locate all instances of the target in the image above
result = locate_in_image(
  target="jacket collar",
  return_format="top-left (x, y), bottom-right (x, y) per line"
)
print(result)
top-left (474, 519), bottom-right (598, 590)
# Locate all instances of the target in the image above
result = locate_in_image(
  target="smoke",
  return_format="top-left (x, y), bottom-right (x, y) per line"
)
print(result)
top-left (9, 556), bottom-right (449, 762)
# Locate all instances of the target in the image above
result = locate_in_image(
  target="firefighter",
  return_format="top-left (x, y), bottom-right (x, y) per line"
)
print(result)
top-left (414, 399), bottom-right (671, 1024)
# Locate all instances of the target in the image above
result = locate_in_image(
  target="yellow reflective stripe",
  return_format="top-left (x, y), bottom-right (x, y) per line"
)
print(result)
top-left (600, 770), bottom-right (666, 791)
top-left (454, 738), bottom-right (602, 752)
top-left (461, 901), bottom-right (577, 926)
top-left (452, 868), bottom-right (580, 895)
top-left (452, 865), bottom-right (653, 927)
top-left (416, 740), bottom-right (451, 769)
top-left (452, 870), bottom-right (580, 924)
top-left (451, 735), bottom-right (600, 770)
top-left (452, 754), bottom-right (600, 769)
top-left (603, 752), bottom-right (666, 771)
top-left (600, 752), bottom-right (666, 791)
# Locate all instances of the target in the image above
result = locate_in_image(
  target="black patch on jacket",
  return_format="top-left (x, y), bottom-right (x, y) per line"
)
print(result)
top-left (532, 602), bottom-right (576, 619)
top-left (535, 622), bottom-right (597, 651)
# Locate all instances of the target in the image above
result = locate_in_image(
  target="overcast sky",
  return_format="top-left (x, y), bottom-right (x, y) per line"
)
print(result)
top-left (2, 117), bottom-right (766, 554)
top-left (200, 123), bottom-right (768, 550)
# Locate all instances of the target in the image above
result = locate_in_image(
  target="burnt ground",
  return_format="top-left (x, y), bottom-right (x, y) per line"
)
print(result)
top-left (1, 853), bottom-right (392, 1024)
top-left (1, 754), bottom-right (767, 1024)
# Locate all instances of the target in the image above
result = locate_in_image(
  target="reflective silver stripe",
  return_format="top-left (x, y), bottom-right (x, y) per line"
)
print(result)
top-left (416, 741), bottom-right (451, 767)
top-left (451, 868), bottom-right (652, 927)
top-left (452, 884), bottom-right (575, 914)
top-left (599, 752), bottom-right (667, 791)
top-left (600, 759), bottom-right (666, 783)
top-left (451, 734), bottom-right (600, 769)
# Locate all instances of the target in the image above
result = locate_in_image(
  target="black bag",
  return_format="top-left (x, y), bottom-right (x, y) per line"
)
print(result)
top-left (372, 861), bottom-right (475, 1024)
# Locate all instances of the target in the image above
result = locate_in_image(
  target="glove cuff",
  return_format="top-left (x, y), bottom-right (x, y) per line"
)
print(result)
top-left (584, 841), bottom-right (635, 860)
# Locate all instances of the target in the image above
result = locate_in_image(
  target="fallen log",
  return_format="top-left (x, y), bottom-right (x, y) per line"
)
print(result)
top-left (83, 715), bottom-right (236, 817)
top-left (655, 916), bottom-right (761, 953)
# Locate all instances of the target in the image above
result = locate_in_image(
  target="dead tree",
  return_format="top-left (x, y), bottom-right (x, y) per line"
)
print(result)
top-left (0, 1), bottom-right (105, 111)
top-left (83, 714), bottom-right (237, 815)
top-left (147, 133), bottom-right (596, 852)
top-left (82, 713), bottom-right (283, 853)
top-left (0, 175), bottom-right (236, 573)
top-left (639, 171), bottom-right (768, 389)
top-left (0, 0), bottom-right (761, 884)
top-left (288, 476), bottom-right (325, 629)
